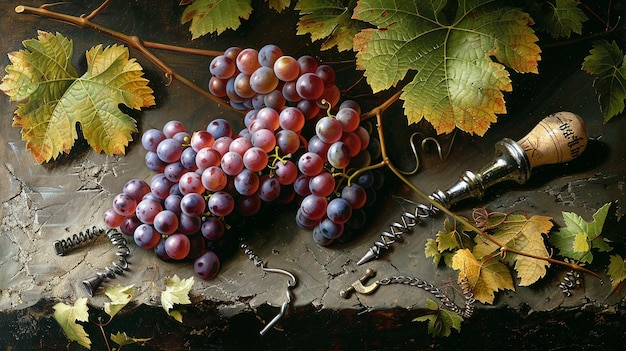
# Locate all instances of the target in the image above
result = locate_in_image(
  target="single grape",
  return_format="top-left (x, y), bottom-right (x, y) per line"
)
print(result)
top-left (279, 107), bottom-right (305, 131)
top-left (190, 131), bottom-right (215, 152)
top-left (180, 147), bottom-right (198, 170)
top-left (208, 76), bottom-right (227, 97)
top-left (258, 175), bottom-right (281, 202)
top-left (256, 107), bottom-right (280, 131)
top-left (209, 55), bottom-right (236, 79)
top-left (264, 90), bottom-right (286, 110)
top-left (243, 146), bottom-right (269, 172)
top-left (156, 138), bottom-right (183, 164)
top-left (250, 128), bottom-right (276, 153)
top-left (252, 94), bottom-right (266, 110)
top-left (312, 225), bottom-right (334, 246)
top-left (104, 208), bottom-right (125, 228)
top-left (234, 168), bottom-right (260, 195)
top-left (180, 192), bottom-right (206, 217)
top-left (282, 81), bottom-right (301, 102)
top-left (195, 147), bottom-right (222, 170)
top-left (164, 233), bottom-right (191, 260)
top-left (327, 141), bottom-right (351, 169)
top-left (318, 218), bottom-right (344, 239)
top-left (309, 172), bottom-right (335, 197)
top-left (299, 194), bottom-right (327, 220)
top-left (315, 65), bottom-right (336, 87)
top-left (194, 251), bottom-right (221, 280)
top-left (179, 171), bottom-right (205, 195)
top-left (135, 198), bottom-right (163, 224)
top-left (112, 193), bottom-right (137, 217)
top-left (145, 151), bottom-right (166, 172)
top-left (296, 73), bottom-right (324, 100)
top-left (164, 162), bottom-right (186, 182)
top-left (178, 213), bottom-right (202, 235)
top-left (297, 55), bottom-right (318, 74)
top-left (275, 129), bottom-right (300, 155)
top-left (296, 99), bottom-right (320, 119)
top-left (206, 118), bottom-right (233, 139)
top-left (123, 179), bottom-right (151, 202)
top-left (212, 136), bottom-right (234, 156)
top-left (201, 166), bottom-right (228, 192)
top-left (258, 44), bottom-right (283, 67)
top-left (236, 48), bottom-right (261, 75)
top-left (335, 107), bottom-right (360, 133)
top-left (201, 216), bottom-right (226, 241)
top-left (134, 223), bottom-right (161, 249)
top-left (250, 66), bottom-right (279, 94)
top-left (142, 129), bottom-right (166, 152)
top-left (224, 46), bottom-right (242, 61)
top-left (274, 160), bottom-right (298, 185)
top-left (229, 137), bottom-right (253, 156)
top-left (119, 216), bottom-right (141, 236)
top-left (293, 174), bottom-right (311, 196)
top-left (297, 152), bottom-right (324, 176)
top-left (274, 55), bottom-right (300, 81)
top-left (221, 151), bottom-right (245, 176)
top-left (234, 72), bottom-right (256, 99)
top-left (341, 184), bottom-right (367, 209)
top-left (354, 171), bottom-right (374, 188)
top-left (355, 126), bottom-right (370, 151)
top-left (326, 198), bottom-right (352, 224)
top-left (164, 194), bottom-right (182, 215)
top-left (208, 191), bottom-right (235, 216)
top-left (153, 210), bottom-right (179, 235)
top-left (225, 77), bottom-right (244, 103)
top-left (162, 120), bottom-right (186, 138)
top-left (151, 174), bottom-right (174, 200)
top-left (315, 116), bottom-right (343, 144)
top-left (341, 132), bottom-right (362, 157)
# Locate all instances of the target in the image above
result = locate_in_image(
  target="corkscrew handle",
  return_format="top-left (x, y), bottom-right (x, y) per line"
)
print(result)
top-left (430, 112), bottom-right (588, 208)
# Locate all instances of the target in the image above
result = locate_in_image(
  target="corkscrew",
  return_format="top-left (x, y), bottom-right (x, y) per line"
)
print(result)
top-left (358, 111), bottom-right (589, 265)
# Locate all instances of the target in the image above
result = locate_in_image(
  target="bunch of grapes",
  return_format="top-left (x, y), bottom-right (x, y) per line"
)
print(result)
top-left (104, 44), bottom-right (385, 280)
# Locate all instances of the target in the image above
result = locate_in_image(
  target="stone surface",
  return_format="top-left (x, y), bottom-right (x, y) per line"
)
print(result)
top-left (1, 1), bottom-right (625, 349)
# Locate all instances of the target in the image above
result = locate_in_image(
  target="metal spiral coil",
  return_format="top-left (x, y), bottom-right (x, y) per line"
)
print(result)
top-left (378, 275), bottom-right (475, 318)
top-left (81, 229), bottom-right (131, 297)
top-left (558, 270), bottom-right (582, 297)
top-left (53, 226), bottom-right (106, 256)
top-left (240, 242), bottom-right (264, 268)
top-left (358, 202), bottom-right (438, 265)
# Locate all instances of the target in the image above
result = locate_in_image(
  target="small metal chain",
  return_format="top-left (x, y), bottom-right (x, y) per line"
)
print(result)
top-left (378, 276), bottom-right (475, 318)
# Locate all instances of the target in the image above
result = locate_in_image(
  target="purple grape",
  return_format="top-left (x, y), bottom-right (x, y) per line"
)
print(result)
top-left (194, 251), bottom-right (221, 280)
top-left (326, 198), bottom-right (352, 224)
top-left (153, 210), bottom-right (179, 235)
top-left (134, 223), bottom-right (161, 249)
top-left (122, 179), bottom-right (151, 202)
top-left (180, 193), bottom-right (206, 217)
top-left (142, 129), bottom-right (166, 152)
top-left (201, 217), bottom-right (226, 241)
top-left (206, 118), bottom-right (233, 139)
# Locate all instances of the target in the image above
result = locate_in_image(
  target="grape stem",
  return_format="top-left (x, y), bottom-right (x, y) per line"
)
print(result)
top-left (14, 3), bottom-right (235, 111)
top-left (356, 90), bottom-right (602, 281)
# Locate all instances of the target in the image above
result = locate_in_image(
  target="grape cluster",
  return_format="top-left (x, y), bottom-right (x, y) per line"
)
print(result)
top-left (104, 45), bottom-right (384, 280)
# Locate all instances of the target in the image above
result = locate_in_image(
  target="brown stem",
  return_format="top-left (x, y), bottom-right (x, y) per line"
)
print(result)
top-left (14, 4), bottom-right (237, 112)
top-left (83, 0), bottom-right (111, 20)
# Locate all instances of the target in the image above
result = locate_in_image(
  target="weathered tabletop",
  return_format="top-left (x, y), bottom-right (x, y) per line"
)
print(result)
top-left (1, 1), bottom-right (625, 349)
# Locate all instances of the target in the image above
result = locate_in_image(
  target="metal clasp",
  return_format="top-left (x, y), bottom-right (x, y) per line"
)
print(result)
top-left (340, 269), bottom-right (380, 298)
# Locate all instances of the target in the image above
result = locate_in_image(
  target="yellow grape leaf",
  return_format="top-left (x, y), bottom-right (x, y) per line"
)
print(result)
top-left (608, 254), bottom-right (626, 289)
top-left (573, 232), bottom-right (590, 253)
top-left (104, 284), bottom-right (136, 319)
top-left (295, 0), bottom-right (368, 51)
top-left (161, 275), bottom-right (195, 321)
top-left (473, 213), bottom-right (553, 286)
top-left (352, 0), bottom-right (541, 135)
top-left (1, 31), bottom-right (155, 163)
top-left (413, 299), bottom-right (463, 337)
top-left (53, 297), bottom-right (91, 349)
top-left (425, 238), bottom-right (443, 266)
top-left (110, 332), bottom-right (152, 347)
top-left (181, 0), bottom-right (253, 38)
top-left (452, 249), bottom-right (514, 304)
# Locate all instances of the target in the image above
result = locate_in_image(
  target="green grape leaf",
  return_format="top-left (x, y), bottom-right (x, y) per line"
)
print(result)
top-left (52, 298), bottom-right (91, 349)
top-left (181, 0), bottom-right (253, 38)
top-left (352, 0), bottom-right (541, 135)
top-left (582, 40), bottom-right (626, 122)
top-left (535, 0), bottom-right (587, 39)
top-left (268, 0), bottom-right (292, 12)
top-left (413, 299), bottom-right (463, 337)
top-left (549, 202), bottom-right (612, 263)
top-left (608, 254), bottom-right (626, 288)
top-left (295, 0), bottom-right (368, 51)
top-left (0, 32), bottom-right (155, 164)
top-left (104, 284), bottom-right (136, 319)
top-left (472, 214), bottom-right (553, 286)
top-left (161, 275), bottom-right (194, 320)
top-left (452, 248), bottom-right (514, 304)
top-left (110, 332), bottom-right (152, 347)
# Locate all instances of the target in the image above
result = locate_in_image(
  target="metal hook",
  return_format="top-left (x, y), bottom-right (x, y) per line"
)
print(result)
top-left (398, 131), bottom-right (457, 175)
top-left (262, 266), bottom-right (297, 287)
top-left (258, 266), bottom-right (297, 335)
top-left (340, 269), bottom-right (380, 298)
